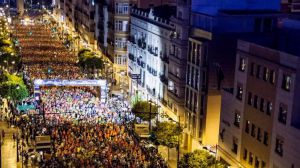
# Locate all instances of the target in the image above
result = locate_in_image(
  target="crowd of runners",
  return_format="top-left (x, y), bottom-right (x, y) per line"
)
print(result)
top-left (7, 17), bottom-right (168, 168)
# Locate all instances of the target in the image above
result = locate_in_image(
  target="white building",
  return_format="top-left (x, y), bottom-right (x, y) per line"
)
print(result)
top-left (128, 6), bottom-right (175, 107)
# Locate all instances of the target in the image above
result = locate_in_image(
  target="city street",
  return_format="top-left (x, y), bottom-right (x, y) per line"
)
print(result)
top-left (0, 121), bottom-right (20, 168)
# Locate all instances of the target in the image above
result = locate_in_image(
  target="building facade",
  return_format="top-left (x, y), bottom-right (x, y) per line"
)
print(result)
top-left (218, 28), bottom-right (300, 167)
top-left (95, 0), bottom-right (137, 85)
top-left (127, 5), bottom-right (176, 116)
top-left (54, 0), bottom-right (96, 48)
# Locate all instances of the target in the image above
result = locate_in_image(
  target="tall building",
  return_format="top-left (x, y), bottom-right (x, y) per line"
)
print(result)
top-left (94, 0), bottom-right (137, 85)
top-left (127, 5), bottom-right (176, 112)
top-left (55, 0), bottom-right (96, 48)
top-left (218, 19), bottom-right (300, 167)
top-left (185, 0), bottom-right (281, 151)
top-left (281, 0), bottom-right (300, 13)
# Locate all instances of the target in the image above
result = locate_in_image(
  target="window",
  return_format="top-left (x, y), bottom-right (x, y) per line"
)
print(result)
top-left (269, 70), bottom-right (276, 84)
top-left (115, 55), bottom-right (127, 65)
top-left (256, 65), bottom-right (261, 78)
top-left (249, 152), bottom-right (254, 165)
top-left (282, 74), bottom-right (292, 91)
top-left (266, 101), bottom-right (272, 115)
top-left (243, 148), bottom-right (248, 160)
top-left (115, 3), bottom-right (129, 14)
top-left (263, 67), bottom-right (269, 81)
top-left (278, 103), bottom-right (287, 125)
top-left (260, 98), bottom-right (265, 112)
top-left (257, 127), bottom-right (262, 142)
top-left (234, 112), bottom-right (241, 128)
top-left (232, 137), bottom-right (238, 154)
top-left (250, 63), bottom-right (255, 76)
top-left (263, 131), bottom-right (268, 146)
top-left (236, 84), bottom-right (243, 100)
top-left (275, 137), bottom-right (284, 156)
top-left (115, 37), bottom-right (127, 49)
top-left (255, 157), bottom-right (260, 168)
top-left (245, 120), bottom-right (250, 134)
top-left (251, 124), bottom-right (256, 137)
top-left (248, 92), bottom-right (253, 105)
top-left (239, 57), bottom-right (246, 72)
top-left (115, 20), bottom-right (129, 31)
top-left (254, 95), bottom-right (258, 109)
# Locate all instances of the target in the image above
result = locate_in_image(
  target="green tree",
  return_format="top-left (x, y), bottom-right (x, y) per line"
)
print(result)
top-left (151, 121), bottom-right (183, 160)
top-left (0, 73), bottom-right (29, 102)
top-left (178, 150), bottom-right (227, 168)
top-left (132, 101), bottom-right (158, 121)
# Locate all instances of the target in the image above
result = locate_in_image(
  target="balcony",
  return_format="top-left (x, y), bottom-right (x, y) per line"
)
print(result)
top-left (137, 38), bottom-right (146, 50)
top-left (129, 36), bottom-right (136, 44)
top-left (168, 72), bottom-right (185, 86)
top-left (128, 53), bottom-right (136, 62)
top-left (137, 58), bottom-right (146, 68)
top-left (160, 53), bottom-right (169, 63)
top-left (167, 90), bottom-right (184, 105)
top-left (160, 74), bottom-right (168, 85)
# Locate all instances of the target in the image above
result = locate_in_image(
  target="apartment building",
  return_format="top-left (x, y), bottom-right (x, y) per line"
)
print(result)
top-left (94, 0), bottom-right (137, 85)
top-left (185, 0), bottom-right (281, 151)
top-left (127, 5), bottom-right (175, 109)
top-left (54, 0), bottom-right (96, 48)
top-left (281, 0), bottom-right (300, 13)
top-left (218, 20), bottom-right (300, 167)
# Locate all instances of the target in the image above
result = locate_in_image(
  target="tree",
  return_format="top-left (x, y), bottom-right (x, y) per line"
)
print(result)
top-left (0, 72), bottom-right (29, 102)
top-left (132, 101), bottom-right (158, 121)
top-left (151, 121), bottom-right (183, 160)
top-left (178, 150), bottom-right (227, 168)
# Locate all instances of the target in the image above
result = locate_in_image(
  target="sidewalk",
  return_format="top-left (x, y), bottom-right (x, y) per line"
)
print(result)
top-left (0, 121), bottom-right (21, 168)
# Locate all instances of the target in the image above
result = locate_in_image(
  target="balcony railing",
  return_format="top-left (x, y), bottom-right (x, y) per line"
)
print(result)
top-left (137, 38), bottom-right (146, 49)
top-left (160, 53), bottom-right (169, 63)
top-left (129, 36), bottom-right (136, 44)
top-left (128, 53), bottom-right (136, 62)
top-left (160, 74), bottom-right (168, 85)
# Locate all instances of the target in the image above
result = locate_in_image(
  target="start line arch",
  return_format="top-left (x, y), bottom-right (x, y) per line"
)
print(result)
top-left (33, 79), bottom-right (108, 103)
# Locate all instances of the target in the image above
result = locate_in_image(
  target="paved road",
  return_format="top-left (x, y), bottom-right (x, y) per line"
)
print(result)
top-left (0, 121), bottom-right (21, 168)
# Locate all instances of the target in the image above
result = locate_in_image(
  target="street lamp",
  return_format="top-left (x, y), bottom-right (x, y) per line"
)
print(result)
top-left (169, 116), bottom-right (181, 167)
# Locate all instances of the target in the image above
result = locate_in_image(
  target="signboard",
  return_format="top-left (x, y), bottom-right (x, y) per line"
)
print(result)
top-left (35, 135), bottom-right (51, 151)
top-left (131, 74), bottom-right (141, 79)
top-left (134, 124), bottom-right (149, 138)
top-left (33, 79), bottom-right (108, 103)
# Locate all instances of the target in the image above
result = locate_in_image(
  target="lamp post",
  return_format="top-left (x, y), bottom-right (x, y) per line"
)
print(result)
top-left (169, 116), bottom-right (181, 167)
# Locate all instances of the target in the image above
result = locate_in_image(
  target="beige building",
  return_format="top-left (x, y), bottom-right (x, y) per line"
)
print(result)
top-left (218, 27), bottom-right (300, 168)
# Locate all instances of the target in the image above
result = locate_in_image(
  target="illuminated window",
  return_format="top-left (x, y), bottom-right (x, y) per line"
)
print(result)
top-left (236, 84), bottom-right (243, 100)
top-left (239, 57), bottom-right (246, 72)
top-left (266, 101), bottom-right (272, 115)
top-left (275, 137), bottom-right (284, 156)
top-left (234, 112), bottom-right (240, 128)
top-left (245, 120), bottom-right (250, 134)
top-left (115, 3), bottom-right (129, 14)
top-left (269, 70), bottom-right (276, 84)
top-left (263, 67), bottom-right (269, 81)
top-left (257, 127), bottom-right (262, 142)
top-left (249, 152), bottom-right (253, 165)
top-left (282, 74), bottom-right (292, 91)
top-left (278, 103), bottom-right (287, 125)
